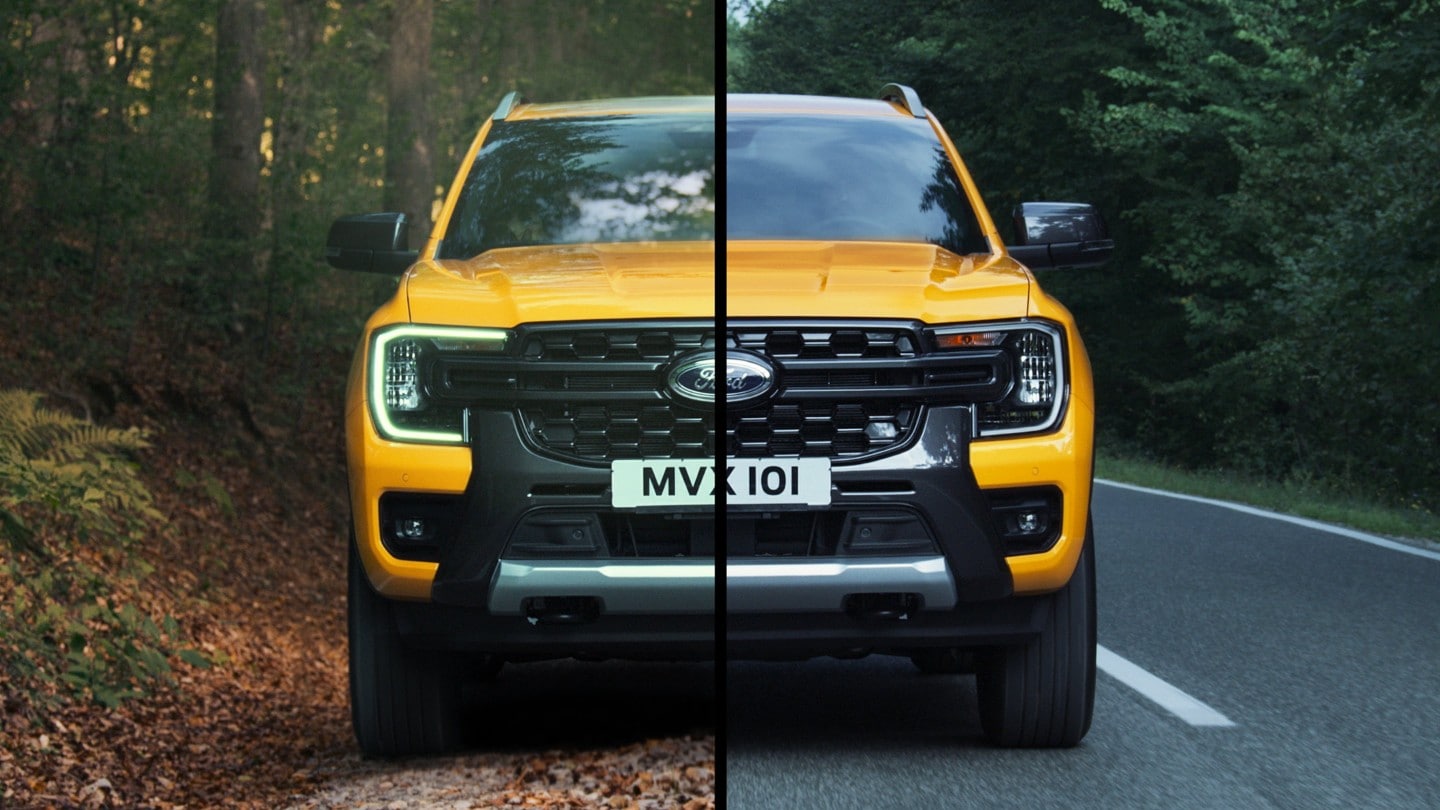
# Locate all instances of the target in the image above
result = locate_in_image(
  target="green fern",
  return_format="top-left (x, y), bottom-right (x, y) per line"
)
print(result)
top-left (0, 389), bottom-right (191, 712)
top-left (0, 389), bottom-right (160, 553)
top-left (0, 389), bottom-right (149, 464)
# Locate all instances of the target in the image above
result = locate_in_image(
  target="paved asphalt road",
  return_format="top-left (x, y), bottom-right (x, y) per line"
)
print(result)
top-left (725, 481), bottom-right (1440, 808)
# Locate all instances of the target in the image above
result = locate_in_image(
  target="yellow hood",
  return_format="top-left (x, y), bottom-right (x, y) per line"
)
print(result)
top-left (726, 241), bottom-right (1032, 322)
top-left (403, 242), bottom-right (716, 326)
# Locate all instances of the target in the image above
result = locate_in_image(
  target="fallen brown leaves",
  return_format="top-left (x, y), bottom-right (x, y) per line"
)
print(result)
top-left (291, 735), bottom-right (715, 809)
top-left (1, 393), bottom-right (354, 808)
top-left (1, 351), bottom-right (713, 808)
top-left (499, 739), bottom-right (715, 809)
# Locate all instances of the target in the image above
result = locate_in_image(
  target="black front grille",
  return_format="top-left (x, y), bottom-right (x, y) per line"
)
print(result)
top-left (731, 325), bottom-right (920, 360)
top-left (728, 401), bottom-right (918, 457)
top-left (524, 402), bottom-right (712, 460)
top-left (726, 320), bottom-right (1009, 461)
top-left (428, 322), bottom-right (716, 463)
top-left (518, 328), bottom-right (694, 362)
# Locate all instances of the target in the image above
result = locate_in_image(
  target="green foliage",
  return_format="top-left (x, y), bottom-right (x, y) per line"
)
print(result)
top-left (741, 0), bottom-right (1440, 506)
top-left (730, 0), bottom-right (929, 96)
top-left (1074, 0), bottom-right (1440, 497)
top-left (1, 0), bottom-right (717, 440)
top-left (1097, 451), bottom-right (1440, 542)
top-left (0, 0), bottom-right (712, 726)
top-left (727, 16), bottom-right (748, 87)
top-left (0, 390), bottom-right (159, 553)
top-left (0, 390), bottom-right (204, 712)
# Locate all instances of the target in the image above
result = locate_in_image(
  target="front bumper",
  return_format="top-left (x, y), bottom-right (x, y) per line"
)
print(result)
top-left (729, 555), bottom-right (956, 612)
top-left (725, 404), bottom-right (1079, 658)
top-left (488, 559), bottom-right (713, 615)
top-left (430, 410), bottom-right (715, 610)
top-left (354, 407), bottom-right (716, 658)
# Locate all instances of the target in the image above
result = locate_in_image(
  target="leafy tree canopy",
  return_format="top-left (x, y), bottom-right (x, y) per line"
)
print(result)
top-left (737, 0), bottom-right (1440, 506)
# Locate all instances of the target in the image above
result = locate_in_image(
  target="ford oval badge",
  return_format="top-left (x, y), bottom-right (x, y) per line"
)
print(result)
top-left (668, 356), bottom-right (718, 403)
top-left (725, 356), bottom-right (774, 404)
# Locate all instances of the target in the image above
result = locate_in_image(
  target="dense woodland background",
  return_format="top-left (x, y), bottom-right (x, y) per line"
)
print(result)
top-left (3, 0), bottom-right (714, 423)
top-left (733, 0), bottom-right (1439, 510)
top-left (0, 2), bottom-right (713, 804)
top-left (0, 0), bottom-right (1434, 801)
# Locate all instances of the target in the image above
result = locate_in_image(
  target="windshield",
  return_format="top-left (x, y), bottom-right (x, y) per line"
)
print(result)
top-left (439, 115), bottom-right (715, 259)
top-left (725, 114), bottom-right (990, 256)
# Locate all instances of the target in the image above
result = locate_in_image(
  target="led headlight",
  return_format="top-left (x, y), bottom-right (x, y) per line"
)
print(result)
top-left (369, 325), bottom-right (509, 443)
top-left (931, 321), bottom-right (1066, 437)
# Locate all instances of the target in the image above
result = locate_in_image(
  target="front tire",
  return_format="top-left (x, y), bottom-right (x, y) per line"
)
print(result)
top-left (348, 538), bottom-right (463, 756)
top-left (975, 526), bottom-right (1096, 747)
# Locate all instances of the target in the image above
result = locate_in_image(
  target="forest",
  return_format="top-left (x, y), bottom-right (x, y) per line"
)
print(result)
top-left (1, 2), bottom-right (713, 805)
top-left (732, 0), bottom-right (1440, 511)
top-left (1, 0), bottom-right (1437, 802)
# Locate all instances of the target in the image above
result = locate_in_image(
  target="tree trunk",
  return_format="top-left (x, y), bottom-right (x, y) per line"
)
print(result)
top-left (385, 0), bottom-right (435, 248)
top-left (208, 0), bottom-right (266, 254)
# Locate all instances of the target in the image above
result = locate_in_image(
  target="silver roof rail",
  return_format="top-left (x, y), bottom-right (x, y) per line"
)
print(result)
top-left (492, 91), bottom-right (526, 121)
top-left (878, 83), bottom-right (925, 118)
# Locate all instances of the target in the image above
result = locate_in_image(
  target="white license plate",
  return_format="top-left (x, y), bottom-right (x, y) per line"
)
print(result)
top-left (727, 457), bottom-right (831, 506)
top-left (612, 459), bottom-right (716, 508)
top-left (610, 458), bottom-right (833, 508)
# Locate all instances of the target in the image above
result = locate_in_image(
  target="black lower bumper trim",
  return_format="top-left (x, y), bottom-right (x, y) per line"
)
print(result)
top-left (725, 406), bottom-right (1013, 603)
top-left (395, 600), bottom-right (714, 660)
top-left (430, 409), bottom-right (713, 609)
top-left (726, 595), bottom-right (1048, 660)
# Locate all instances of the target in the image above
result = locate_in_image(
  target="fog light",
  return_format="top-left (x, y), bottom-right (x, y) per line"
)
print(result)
top-left (865, 421), bottom-right (899, 440)
top-left (379, 493), bottom-right (460, 563)
top-left (985, 486), bottom-right (1062, 556)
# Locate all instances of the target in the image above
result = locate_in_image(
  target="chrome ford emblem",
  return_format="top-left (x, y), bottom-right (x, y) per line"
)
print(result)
top-left (667, 353), bottom-right (776, 404)
top-left (668, 355), bottom-right (718, 403)
top-left (725, 355), bottom-right (774, 404)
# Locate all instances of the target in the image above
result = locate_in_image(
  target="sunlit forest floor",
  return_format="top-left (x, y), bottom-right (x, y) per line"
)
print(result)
top-left (2, 406), bottom-right (354, 806)
top-left (0, 293), bottom-right (714, 807)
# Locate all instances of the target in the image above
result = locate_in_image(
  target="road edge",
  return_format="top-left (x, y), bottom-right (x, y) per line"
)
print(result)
top-left (1095, 479), bottom-right (1440, 562)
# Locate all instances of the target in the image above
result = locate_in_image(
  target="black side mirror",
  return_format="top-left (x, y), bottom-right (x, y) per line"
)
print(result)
top-left (1008, 202), bottom-right (1114, 270)
top-left (324, 212), bottom-right (419, 275)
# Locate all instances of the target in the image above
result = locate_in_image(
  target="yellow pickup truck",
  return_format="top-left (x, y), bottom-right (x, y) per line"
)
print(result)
top-left (725, 85), bottom-right (1109, 747)
top-left (326, 84), bottom-right (1109, 754)
top-left (326, 95), bottom-right (716, 756)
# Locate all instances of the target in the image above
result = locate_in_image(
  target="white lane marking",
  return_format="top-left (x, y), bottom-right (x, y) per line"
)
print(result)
top-left (1097, 645), bottom-right (1237, 728)
top-left (1096, 479), bottom-right (1440, 563)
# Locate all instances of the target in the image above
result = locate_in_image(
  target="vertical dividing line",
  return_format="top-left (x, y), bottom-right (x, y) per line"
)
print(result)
top-left (713, 91), bottom-right (729, 801)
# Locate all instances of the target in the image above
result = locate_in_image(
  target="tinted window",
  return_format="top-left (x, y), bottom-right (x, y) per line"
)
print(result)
top-left (725, 115), bottom-right (989, 255)
top-left (439, 115), bottom-right (715, 259)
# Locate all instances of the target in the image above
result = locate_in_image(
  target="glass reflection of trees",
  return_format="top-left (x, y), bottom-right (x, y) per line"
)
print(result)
top-left (439, 116), bottom-right (715, 259)
top-left (725, 116), bottom-right (989, 256)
